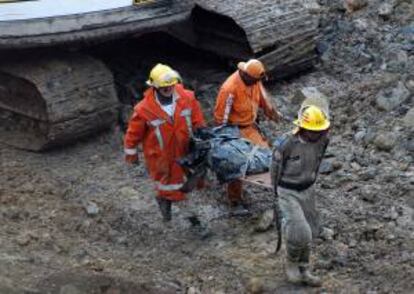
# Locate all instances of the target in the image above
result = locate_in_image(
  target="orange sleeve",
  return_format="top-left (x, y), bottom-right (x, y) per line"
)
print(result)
top-left (214, 87), bottom-right (231, 124)
top-left (124, 107), bottom-right (147, 153)
top-left (191, 96), bottom-right (206, 129)
top-left (258, 82), bottom-right (277, 119)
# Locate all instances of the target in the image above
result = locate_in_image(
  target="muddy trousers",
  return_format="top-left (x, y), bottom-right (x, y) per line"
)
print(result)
top-left (278, 186), bottom-right (319, 264)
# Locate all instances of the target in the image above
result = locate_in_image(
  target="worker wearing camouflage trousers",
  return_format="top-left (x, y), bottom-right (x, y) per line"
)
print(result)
top-left (271, 105), bottom-right (330, 287)
top-left (279, 186), bottom-right (320, 283)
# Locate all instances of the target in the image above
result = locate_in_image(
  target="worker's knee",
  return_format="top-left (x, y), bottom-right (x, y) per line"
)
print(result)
top-left (284, 220), bottom-right (312, 251)
top-left (285, 225), bottom-right (312, 263)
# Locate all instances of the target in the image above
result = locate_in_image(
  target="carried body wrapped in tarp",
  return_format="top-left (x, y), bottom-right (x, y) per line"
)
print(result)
top-left (179, 88), bottom-right (330, 191)
top-left (179, 125), bottom-right (272, 190)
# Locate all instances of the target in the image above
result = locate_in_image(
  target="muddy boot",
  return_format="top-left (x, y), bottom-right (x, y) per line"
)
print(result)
top-left (188, 216), bottom-right (212, 240)
top-left (156, 198), bottom-right (172, 222)
top-left (286, 261), bottom-right (303, 285)
top-left (286, 261), bottom-right (322, 287)
top-left (229, 201), bottom-right (250, 217)
top-left (299, 265), bottom-right (322, 287)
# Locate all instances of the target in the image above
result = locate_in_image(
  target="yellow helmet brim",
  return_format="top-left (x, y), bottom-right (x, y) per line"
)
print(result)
top-left (146, 78), bottom-right (178, 88)
top-left (295, 119), bottom-right (331, 131)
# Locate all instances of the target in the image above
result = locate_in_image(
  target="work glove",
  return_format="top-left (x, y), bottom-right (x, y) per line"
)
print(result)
top-left (125, 154), bottom-right (139, 165)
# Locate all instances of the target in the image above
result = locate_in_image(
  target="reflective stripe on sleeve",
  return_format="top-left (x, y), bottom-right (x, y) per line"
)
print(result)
top-left (223, 94), bottom-right (234, 124)
top-left (124, 148), bottom-right (137, 155)
top-left (180, 108), bottom-right (193, 137)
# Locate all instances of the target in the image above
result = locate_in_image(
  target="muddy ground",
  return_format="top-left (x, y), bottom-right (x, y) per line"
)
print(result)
top-left (1, 1), bottom-right (413, 293)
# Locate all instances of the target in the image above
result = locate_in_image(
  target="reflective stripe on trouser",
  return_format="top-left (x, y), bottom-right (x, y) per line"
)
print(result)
top-left (278, 186), bottom-right (319, 264)
top-left (148, 119), bottom-right (165, 149)
top-left (156, 181), bottom-right (186, 201)
top-left (124, 148), bottom-right (137, 155)
top-left (157, 182), bottom-right (184, 191)
top-left (174, 193), bottom-right (198, 219)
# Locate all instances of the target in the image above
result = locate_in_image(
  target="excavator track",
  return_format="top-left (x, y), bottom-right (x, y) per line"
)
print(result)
top-left (0, 51), bottom-right (118, 150)
top-left (0, 0), bottom-right (320, 150)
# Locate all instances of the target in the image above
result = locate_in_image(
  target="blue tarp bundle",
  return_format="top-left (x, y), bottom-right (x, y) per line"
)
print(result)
top-left (179, 125), bottom-right (272, 184)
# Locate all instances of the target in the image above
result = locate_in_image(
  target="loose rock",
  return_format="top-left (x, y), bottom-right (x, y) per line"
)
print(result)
top-left (378, 2), bottom-right (394, 19)
top-left (246, 277), bottom-right (264, 294)
top-left (85, 201), bottom-right (99, 216)
top-left (373, 132), bottom-right (397, 151)
top-left (255, 209), bottom-right (274, 232)
top-left (344, 0), bottom-right (368, 13)
top-left (375, 82), bottom-right (410, 111)
top-left (403, 108), bottom-right (414, 129)
top-left (119, 186), bottom-right (138, 199)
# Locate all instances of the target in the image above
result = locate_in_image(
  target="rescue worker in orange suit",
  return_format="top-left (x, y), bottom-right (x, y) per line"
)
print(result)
top-left (214, 59), bottom-right (280, 214)
top-left (124, 63), bottom-right (210, 238)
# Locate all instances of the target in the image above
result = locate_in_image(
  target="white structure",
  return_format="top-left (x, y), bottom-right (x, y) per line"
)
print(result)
top-left (0, 0), bottom-right (191, 49)
top-left (0, 0), bottom-right (134, 21)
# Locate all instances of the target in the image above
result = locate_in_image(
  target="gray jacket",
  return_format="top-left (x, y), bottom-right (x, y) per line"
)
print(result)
top-left (271, 132), bottom-right (329, 191)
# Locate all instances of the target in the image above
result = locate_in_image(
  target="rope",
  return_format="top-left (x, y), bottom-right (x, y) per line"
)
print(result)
top-left (240, 145), bottom-right (259, 179)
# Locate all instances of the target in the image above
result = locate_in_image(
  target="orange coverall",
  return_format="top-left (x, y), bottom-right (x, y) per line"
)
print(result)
top-left (214, 71), bottom-right (277, 203)
top-left (124, 84), bottom-right (205, 201)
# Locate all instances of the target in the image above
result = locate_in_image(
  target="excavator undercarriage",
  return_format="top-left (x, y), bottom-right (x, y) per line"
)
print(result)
top-left (0, 0), bottom-right (319, 150)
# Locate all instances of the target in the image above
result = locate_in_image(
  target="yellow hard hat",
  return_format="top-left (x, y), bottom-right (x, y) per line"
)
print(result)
top-left (237, 59), bottom-right (266, 79)
top-left (294, 105), bottom-right (330, 131)
top-left (146, 63), bottom-right (180, 88)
